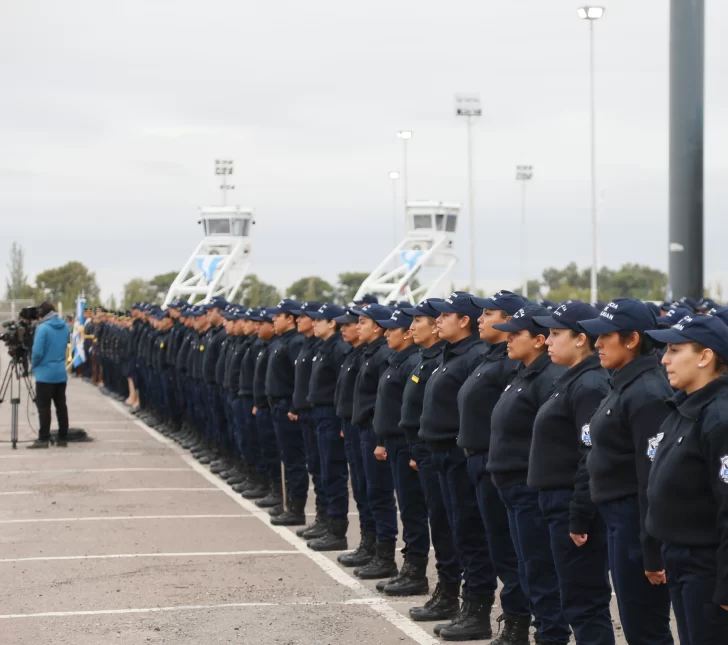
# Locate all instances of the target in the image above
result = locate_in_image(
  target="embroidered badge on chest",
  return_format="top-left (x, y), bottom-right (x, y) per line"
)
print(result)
top-left (720, 456), bottom-right (728, 484)
top-left (581, 424), bottom-right (591, 446)
top-left (646, 432), bottom-right (665, 462)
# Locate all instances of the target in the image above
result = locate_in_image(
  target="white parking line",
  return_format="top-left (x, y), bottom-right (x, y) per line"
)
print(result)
top-left (105, 487), bottom-right (222, 492)
top-left (0, 452), bottom-right (145, 459)
top-left (0, 550), bottom-right (300, 563)
top-left (0, 597), bottom-right (391, 620)
top-left (0, 491), bottom-right (33, 496)
top-left (0, 514), bottom-right (252, 524)
top-left (0, 468), bottom-right (189, 475)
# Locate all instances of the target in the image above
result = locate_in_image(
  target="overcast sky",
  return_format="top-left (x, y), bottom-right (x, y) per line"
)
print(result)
top-left (2, 0), bottom-right (727, 303)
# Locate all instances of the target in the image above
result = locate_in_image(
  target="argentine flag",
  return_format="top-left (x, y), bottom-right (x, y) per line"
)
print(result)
top-left (72, 295), bottom-right (86, 368)
top-left (196, 256), bottom-right (223, 284)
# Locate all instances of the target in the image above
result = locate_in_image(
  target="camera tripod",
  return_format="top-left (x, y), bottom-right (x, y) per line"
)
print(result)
top-left (0, 357), bottom-right (36, 449)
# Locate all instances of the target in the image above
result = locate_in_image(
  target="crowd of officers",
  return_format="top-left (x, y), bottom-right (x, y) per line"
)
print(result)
top-left (86, 290), bottom-right (728, 645)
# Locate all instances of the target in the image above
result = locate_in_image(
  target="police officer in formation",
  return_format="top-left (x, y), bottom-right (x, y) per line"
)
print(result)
top-left (94, 291), bottom-right (728, 644)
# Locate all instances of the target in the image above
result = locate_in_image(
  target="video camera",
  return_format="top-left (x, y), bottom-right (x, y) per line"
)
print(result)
top-left (0, 306), bottom-right (38, 367)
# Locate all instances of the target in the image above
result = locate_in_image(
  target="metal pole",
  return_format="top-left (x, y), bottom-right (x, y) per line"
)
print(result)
top-left (589, 20), bottom-right (598, 304)
top-left (467, 115), bottom-right (476, 292)
top-left (391, 178), bottom-right (398, 246)
top-left (402, 139), bottom-right (409, 215)
top-left (669, 0), bottom-right (704, 300)
top-left (521, 180), bottom-right (527, 298)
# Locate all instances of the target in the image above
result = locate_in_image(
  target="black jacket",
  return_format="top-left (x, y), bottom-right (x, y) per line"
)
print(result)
top-left (253, 339), bottom-right (274, 409)
top-left (457, 342), bottom-right (519, 452)
top-left (215, 332), bottom-right (232, 387)
top-left (187, 331), bottom-right (203, 379)
top-left (292, 335), bottom-right (323, 413)
top-left (528, 355), bottom-right (609, 532)
top-left (335, 344), bottom-right (367, 421)
top-left (581, 354), bottom-right (673, 572)
top-left (400, 341), bottom-right (447, 444)
top-left (373, 344), bottom-right (421, 442)
top-left (238, 336), bottom-right (260, 397)
top-left (176, 327), bottom-right (196, 373)
top-left (265, 329), bottom-right (304, 402)
top-left (309, 333), bottom-right (351, 407)
top-left (224, 336), bottom-right (249, 394)
top-left (646, 376), bottom-right (728, 605)
top-left (418, 335), bottom-right (487, 444)
top-left (488, 352), bottom-right (566, 487)
top-left (352, 337), bottom-right (393, 429)
top-left (201, 325), bottom-right (225, 385)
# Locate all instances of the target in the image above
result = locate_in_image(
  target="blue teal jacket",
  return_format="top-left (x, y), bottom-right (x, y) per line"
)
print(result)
top-left (32, 316), bottom-right (70, 383)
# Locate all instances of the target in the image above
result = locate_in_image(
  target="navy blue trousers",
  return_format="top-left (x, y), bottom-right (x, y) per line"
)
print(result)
top-left (299, 410), bottom-right (325, 508)
top-left (271, 399), bottom-right (308, 501)
top-left (342, 421), bottom-right (375, 534)
top-left (467, 454), bottom-right (529, 616)
top-left (539, 489), bottom-right (615, 645)
top-left (384, 435), bottom-right (429, 557)
top-left (497, 482), bottom-right (570, 643)
top-left (312, 407), bottom-right (349, 519)
top-left (598, 497), bottom-right (673, 645)
top-left (240, 397), bottom-right (261, 471)
top-left (430, 443), bottom-right (497, 598)
top-left (359, 426), bottom-right (397, 543)
top-left (228, 395), bottom-right (247, 462)
top-left (410, 443), bottom-right (460, 584)
top-left (663, 543), bottom-right (728, 645)
top-left (255, 406), bottom-right (281, 483)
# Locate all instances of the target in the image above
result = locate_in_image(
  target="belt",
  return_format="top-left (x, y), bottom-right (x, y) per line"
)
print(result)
top-left (463, 448), bottom-right (487, 458)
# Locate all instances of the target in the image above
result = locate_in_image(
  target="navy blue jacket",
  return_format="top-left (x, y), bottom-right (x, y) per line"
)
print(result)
top-left (238, 336), bottom-right (260, 397)
top-left (309, 333), bottom-right (351, 407)
top-left (580, 354), bottom-right (673, 571)
top-left (646, 376), bottom-right (728, 605)
top-left (400, 341), bottom-right (447, 444)
top-left (292, 335), bottom-right (323, 413)
top-left (352, 337), bottom-right (393, 429)
top-left (335, 344), bottom-right (367, 421)
top-left (373, 344), bottom-right (421, 442)
top-left (265, 329), bottom-right (304, 403)
top-left (253, 339), bottom-right (274, 409)
top-left (201, 325), bottom-right (225, 385)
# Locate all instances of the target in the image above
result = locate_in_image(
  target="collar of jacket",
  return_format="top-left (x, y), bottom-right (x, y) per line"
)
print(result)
top-left (421, 339), bottom-right (447, 359)
top-left (444, 333), bottom-right (482, 358)
top-left (320, 332), bottom-right (342, 350)
top-left (517, 351), bottom-right (552, 378)
top-left (389, 343), bottom-right (420, 367)
top-left (363, 336), bottom-right (388, 357)
top-left (554, 353), bottom-right (603, 390)
top-left (278, 328), bottom-right (299, 342)
top-left (484, 341), bottom-right (508, 363)
top-left (667, 374), bottom-right (728, 420)
top-left (609, 353), bottom-right (661, 392)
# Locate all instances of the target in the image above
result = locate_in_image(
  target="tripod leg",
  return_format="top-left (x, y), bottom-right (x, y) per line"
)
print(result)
top-left (11, 400), bottom-right (18, 449)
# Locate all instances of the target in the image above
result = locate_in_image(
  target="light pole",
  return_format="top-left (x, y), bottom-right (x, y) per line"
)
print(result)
top-left (577, 6), bottom-right (604, 304)
top-left (516, 165), bottom-right (533, 299)
top-left (455, 94), bottom-right (481, 292)
top-left (389, 171), bottom-right (400, 246)
top-left (397, 131), bottom-right (412, 217)
top-left (215, 159), bottom-right (235, 205)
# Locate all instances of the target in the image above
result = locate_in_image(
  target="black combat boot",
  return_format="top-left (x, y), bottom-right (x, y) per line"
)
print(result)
top-left (354, 541), bottom-right (398, 580)
top-left (533, 635), bottom-right (569, 645)
top-left (27, 439), bottom-right (50, 449)
top-left (383, 553), bottom-right (429, 596)
top-left (489, 613), bottom-right (531, 645)
top-left (376, 571), bottom-right (403, 592)
top-left (307, 518), bottom-right (348, 551)
top-left (267, 503), bottom-right (285, 517)
top-left (296, 506), bottom-right (328, 539)
top-left (270, 498), bottom-right (307, 526)
top-left (439, 593), bottom-right (494, 641)
top-left (241, 475), bottom-right (270, 499)
top-left (337, 531), bottom-right (376, 567)
top-left (255, 480), bottom-right (283, 508)
top-left (410, 581), bottom-right (460, 622)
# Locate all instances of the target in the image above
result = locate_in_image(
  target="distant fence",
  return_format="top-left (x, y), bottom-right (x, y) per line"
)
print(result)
top-left (0, 299), bottom-right (35, 323)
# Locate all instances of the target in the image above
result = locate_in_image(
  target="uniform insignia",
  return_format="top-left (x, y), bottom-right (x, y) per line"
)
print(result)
top-left (720, 456), bottom-right (728, 484)
top-left (504, 384), bottom-right (512, 392)
top-left (200, 345), bottom-right (205, 351)
top-left (411, 374), bottom-right (420, 383)
top-left (581, 424), bottom-right (591, 447)
top-left (646, 432), bottom-right (664, 462)
top-left (160, 342), bottom-right (165, 348)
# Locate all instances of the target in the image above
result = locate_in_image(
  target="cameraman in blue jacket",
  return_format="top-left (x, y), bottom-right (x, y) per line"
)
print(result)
top-left (29, 302), bottom-right (71, 449)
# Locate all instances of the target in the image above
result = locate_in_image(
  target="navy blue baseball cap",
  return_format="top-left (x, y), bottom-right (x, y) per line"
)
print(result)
top-left (348, 303), bottom-right (393, 322)
top-left (402, 298), bottom-right (444, 318)
top-left (697, 297), bottom-right (718, 313)
top-left (354, 293), bottom-right (379, 305)
top-left (291, 301), bottom-right (324, 316)
top-left (493, 305), bottom-right (550, 334)
top-left (646, 314), bottom-right (728, 361)
top-left (201, 296), bottom-right (229, 311)
top-left (168, 299), bottom-right (187, 309)
top-left (677, 296), bottom-right (700, 313)
top-left (710, 306), bottom-right (728, 325)
top-left (333, 312), bottom-right (359, 325)
top-left (185, 306), bottom-right (206, 318)
top-left (533, 300), bottom-right (600, 332)
top-left (659, 306), bottom-right (693, 324)
top-left (250, 307), bottom-right (274, 323)
top-left (645, 302), bottom-right (662, 317)
top-left (431, 292), bottom-right (482, 321)
top-left (540, 299), bottom-right (556, 311)
top-left (379, 309), bottom-right (414, 329)
top-left (470, 290), bottom-right (526, 315)
top-left (267, 298), bottom-right (302, 315)
top-left (578, 298), bottom-right (658, 336)
top-left (309, 303), bottom-right (347, 320)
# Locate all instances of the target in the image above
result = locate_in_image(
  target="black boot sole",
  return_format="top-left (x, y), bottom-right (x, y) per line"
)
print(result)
top-left (409, 607), bottom-right (459, 622)
top-left (337, 553), bottom-right (374, 568)
top-left (354, 564), bottom-right (398, 580)
top-left (439, 627), bottom-right (493, 642)
top-left (383, 580), bottom-right (429, 597)
top-left (307, 538), bottom-right (347, 552)
top-left (269, 515), bottom-right (306, 526)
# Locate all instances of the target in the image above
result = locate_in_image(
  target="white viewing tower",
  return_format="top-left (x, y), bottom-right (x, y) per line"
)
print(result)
top-left (163, 160), bottom-right (254, 306)
top-left (354, 201), bottom-right (460, 303)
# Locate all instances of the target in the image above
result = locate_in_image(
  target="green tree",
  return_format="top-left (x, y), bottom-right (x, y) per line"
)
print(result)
top-left (122, 278), bottom-right (154, 309)
top-left (106, 294), bottom-right (118, 310)
top-left (286, 276), bottom-right (335, 302)
top-left (4, 242), bottom-right (35, 300)
top-left (35, 261), bottom-right (101, 312)
top-left (513, 279), bottom-right (543, 300)
top-left (240, 274), bottom-right (281, 307)
top-left (149, 271), bottom-right (178, 303)
top-left (335, 271), bottom-right (369, 304)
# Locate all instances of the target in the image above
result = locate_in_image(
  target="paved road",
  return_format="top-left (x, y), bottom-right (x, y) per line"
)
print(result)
top-left (0, 378), bottom-right (676, 644)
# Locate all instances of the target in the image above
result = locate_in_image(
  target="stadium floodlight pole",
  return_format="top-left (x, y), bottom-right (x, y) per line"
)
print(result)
top-left (577, 6), bottom-right (604, 304)
top-left (215, 159), bottom-right (235, 206)
top-left (397, 131), bottom-right (412, 217)
top-left (455, 94), bottom-right (482, 292)
top-left (516, 165), bottom-right (534, 299)
top-left (389, 171), bottom-right (400, 246)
